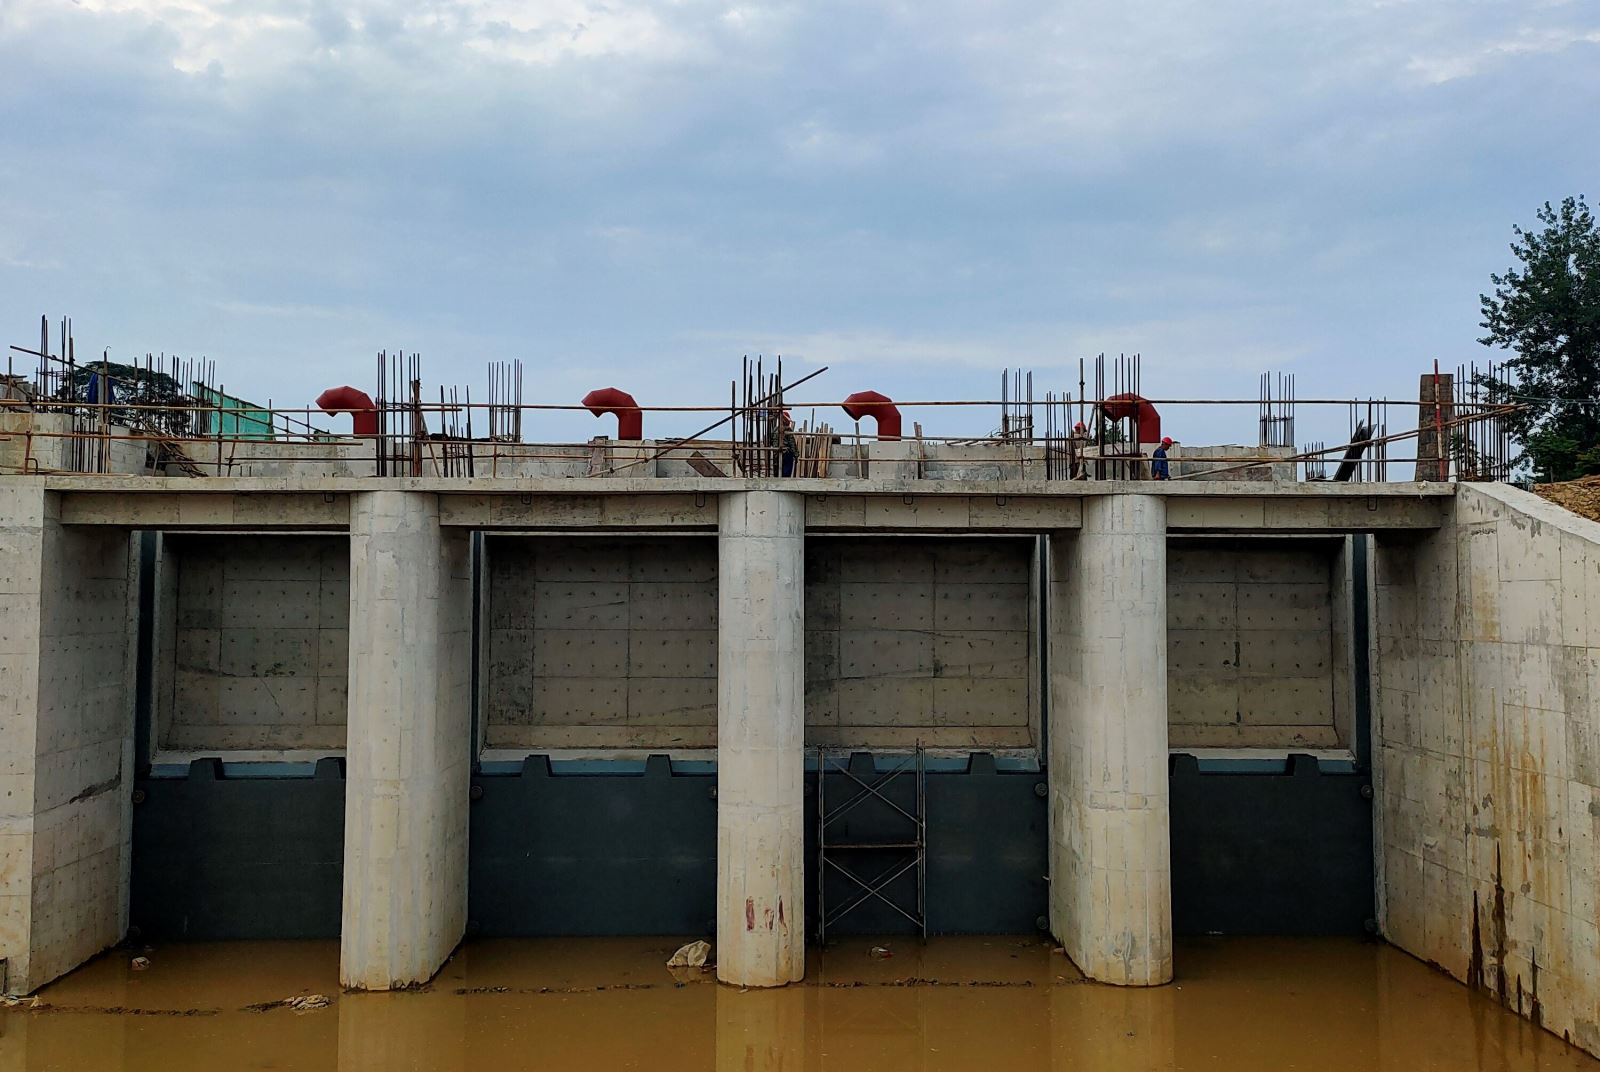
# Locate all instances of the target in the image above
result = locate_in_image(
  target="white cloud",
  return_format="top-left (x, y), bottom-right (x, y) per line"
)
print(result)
top-left (693, 317), bottom-right (1308, 376)
top-left (6, 0), bottom-right (1595, 164)
top-left (11, 0), bottom-right (708, 75)
top-left (0, 0), bottom-right (1596, 437)
top-left (1406, 25), bottom-right (1600, 84)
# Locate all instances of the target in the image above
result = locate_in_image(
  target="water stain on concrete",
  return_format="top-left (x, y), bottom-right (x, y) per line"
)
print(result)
top-left (3, 936), bottom-right (1597, 1071)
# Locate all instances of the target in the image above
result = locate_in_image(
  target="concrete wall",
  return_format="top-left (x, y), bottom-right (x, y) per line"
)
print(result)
top-left (1, 410), bottom-right (152, 476)
top-left (484, 536), bottom-right (719, 750)
top-left (1167, 538), bottom-right (1351, 749)
top-left (1168, 444), bottom-right (1297, 482)
top-left (155, 534), bottom-right (348, 753)
top-left (485, 534), bottom-right (1038, 751)
top-left (182, 438), bottom-right (373, 478)
top-left (805, 536), bottom-right (1037, 750)
top-left (181, 438), bottom-right (723, 480)
top-left (1374, 483), bottom-right (1600, 1054)
top-left (1, 486), bottom-right (136, 994)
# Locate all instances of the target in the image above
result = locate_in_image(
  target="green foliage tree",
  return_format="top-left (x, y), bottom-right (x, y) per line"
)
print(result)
top-left (1478, 196), bottom-right (1600, 482)
top-left (55, 360), bottom-right (194, 436)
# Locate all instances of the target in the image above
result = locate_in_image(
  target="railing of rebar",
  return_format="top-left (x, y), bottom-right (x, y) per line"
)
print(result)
top-left (1260, 372), bottom-right (1296, 449)
top-left (0, 394), bottom-right (1525, 479)
top-left (7, 318), bottom-right (1530, 481)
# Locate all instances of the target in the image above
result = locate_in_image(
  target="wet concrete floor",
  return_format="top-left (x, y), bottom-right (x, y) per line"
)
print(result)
top-left (2, 936), bottom-right (1594, 1071)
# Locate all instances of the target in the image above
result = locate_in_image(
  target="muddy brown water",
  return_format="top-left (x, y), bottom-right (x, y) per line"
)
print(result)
top-left (1, 936), bottom-right (1593, 1071)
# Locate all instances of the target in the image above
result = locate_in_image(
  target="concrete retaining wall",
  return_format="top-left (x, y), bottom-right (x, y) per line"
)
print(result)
top-left (483, 534), bottom-right (1038, 751)
top-left (1167, 538), bottom-right (1351, 749)
top-left (483, 536), bottom-right (720, 749)
top-left (1375, 482), bottom-right (1600, 1054)
top-left (155, 534), bottom-right (349, 753)
top-left (806, 536), bottom-right (1037, 749)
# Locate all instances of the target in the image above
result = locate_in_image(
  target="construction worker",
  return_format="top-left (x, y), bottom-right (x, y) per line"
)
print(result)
top-left (1069, 420), bottom-right (1089, 479)
top-left (772, 408), bottom-right (798, 477)
top-left (1151, 436), bottom-right (1173, 480)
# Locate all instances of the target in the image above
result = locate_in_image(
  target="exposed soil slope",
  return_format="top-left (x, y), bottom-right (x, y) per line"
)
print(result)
top-left (1535, 475), bottom-right (1600, 522)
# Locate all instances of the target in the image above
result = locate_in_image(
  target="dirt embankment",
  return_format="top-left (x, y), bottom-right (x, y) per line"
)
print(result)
top-left (1535, 476), bottom-right (1600, 522)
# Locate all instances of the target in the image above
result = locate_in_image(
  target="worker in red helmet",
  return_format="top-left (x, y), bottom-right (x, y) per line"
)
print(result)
top-left (1152, 435), bottom-right (1173, 480)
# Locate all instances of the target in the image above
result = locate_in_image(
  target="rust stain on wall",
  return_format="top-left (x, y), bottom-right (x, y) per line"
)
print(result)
top-left (1470, 893), bottom-right (1484, 990)
top-left (1492, 845), bottom-right (1509, 1008)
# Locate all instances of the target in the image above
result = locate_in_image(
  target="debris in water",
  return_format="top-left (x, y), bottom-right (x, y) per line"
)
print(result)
top-left (870, 945), bottom-right (893, 959)
top-left (245, 994), bottom-right (332, 1013)
top-left (1, 995), bottom-right (39, 1009)
top-left (131, 957), bottom-right (151, 971)
top-left (667, 940), bottom-right (711, 969)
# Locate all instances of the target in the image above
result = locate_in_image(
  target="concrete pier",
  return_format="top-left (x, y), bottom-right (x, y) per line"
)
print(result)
top-left (1048, 494), bottom-right (1172, 986)
top-left (341, 492), bottom-right (473, 990)
top-left (0, 486), bottom-right (134, 995)
top-left (715, 491), bottom-right (806, 987)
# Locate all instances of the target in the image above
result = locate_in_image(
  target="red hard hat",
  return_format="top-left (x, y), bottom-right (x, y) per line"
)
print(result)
top-left (1161, 436), bottom-right (1173, 446)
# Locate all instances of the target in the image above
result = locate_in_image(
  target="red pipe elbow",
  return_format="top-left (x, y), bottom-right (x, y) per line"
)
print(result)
top-left (841, 390), bottom-right (902, 441)
top-left (582, 387), bottom-right (643, 440)
top-left (1101, 393), bottom-right (1162, 445)
top-left (315, 386), bottom-right (379, 437)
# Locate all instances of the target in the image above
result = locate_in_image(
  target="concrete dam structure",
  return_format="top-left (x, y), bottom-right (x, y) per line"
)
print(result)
top-left (3, 352), bottom-right (1598, 1056)
top-left (3, 468), bottom-right (1594, 1045)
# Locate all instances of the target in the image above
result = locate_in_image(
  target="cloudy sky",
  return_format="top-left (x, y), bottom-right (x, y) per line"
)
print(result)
top-left (1, 0), bottom-right (1596, 445)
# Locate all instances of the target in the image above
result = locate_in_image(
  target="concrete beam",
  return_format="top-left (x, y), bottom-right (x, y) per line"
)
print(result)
top-left (24, 474), bottom-right (1453, 535)
top-left (1047, 495), bottom-right (1173, 985)
top-left (1167, 494), bottom-right (1446, 532)
top-left (58, 491), bottom-right (348, 529)
top-left (439, 492), bottom-right (717, 529)
top-left (341, 491), bottom-right (472, 990)
top-left (806, 494), bottom-right (1082, 532)
top-left (716, 490), bottom-right (805, 987)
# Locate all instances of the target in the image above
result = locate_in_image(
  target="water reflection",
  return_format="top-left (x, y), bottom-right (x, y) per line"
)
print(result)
top-left (0, 936), bottom-right (1593, 1072)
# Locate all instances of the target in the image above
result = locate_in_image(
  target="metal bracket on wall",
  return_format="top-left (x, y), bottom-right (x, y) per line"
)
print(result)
top-left (816, 743), bottom-right (927, 945)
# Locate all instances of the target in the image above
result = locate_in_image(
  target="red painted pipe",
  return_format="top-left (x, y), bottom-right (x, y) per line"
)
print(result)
top-left (1101, 392), bottom-right (1162, 445)
top-left (841, 390), bottom-right (902, 441)
top-left (582, 387), bottom-right (643, 440)
top-left (315, 386), bottom-right (379, 437)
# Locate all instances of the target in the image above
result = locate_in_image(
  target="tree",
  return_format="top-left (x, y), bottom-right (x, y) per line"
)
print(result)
top-left (1479, 196), bottom-right (1600, 482)
top-left (54, 360), bottom-right (195, 437)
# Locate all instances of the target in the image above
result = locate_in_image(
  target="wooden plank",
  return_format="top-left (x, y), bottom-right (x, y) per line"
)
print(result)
top-left (686, 450), bottom-right (727, 478)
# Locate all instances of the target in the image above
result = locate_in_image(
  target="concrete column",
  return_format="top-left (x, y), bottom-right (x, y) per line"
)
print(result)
top-left (1, 484), bottom-right (135, 995)
top-left (716, 490), bottom-right (805, 987)
top-left (341, 491), bottom-right (472, 990)
top-left (1047, 493), bottom-right (1172, 986)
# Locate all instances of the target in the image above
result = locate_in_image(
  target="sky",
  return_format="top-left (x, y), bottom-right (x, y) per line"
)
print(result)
top-left (2, 0), bottom-right (1597, 447)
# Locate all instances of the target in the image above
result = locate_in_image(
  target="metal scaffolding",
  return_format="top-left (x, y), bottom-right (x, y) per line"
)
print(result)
top-left (815, 745), bottom-right (928, 945)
